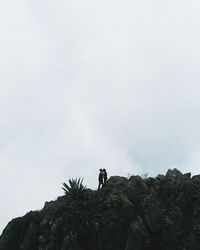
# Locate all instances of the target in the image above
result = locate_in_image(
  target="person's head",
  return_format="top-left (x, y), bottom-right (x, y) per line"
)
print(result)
top-left (103, 168), bottom-right (106, 172)
top-left (99, 169), bottom-right (102, 172)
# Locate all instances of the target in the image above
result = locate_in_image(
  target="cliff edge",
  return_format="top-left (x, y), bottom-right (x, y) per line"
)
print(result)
top-left (1, 169), bottom-right (200, 250)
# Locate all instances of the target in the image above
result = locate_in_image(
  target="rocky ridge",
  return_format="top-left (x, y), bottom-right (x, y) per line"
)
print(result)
top-left (1, 169), bottom-right (200, 250)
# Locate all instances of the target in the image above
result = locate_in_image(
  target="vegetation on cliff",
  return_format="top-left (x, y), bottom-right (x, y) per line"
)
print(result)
top-left (62, 177), bottom-right (86, 197)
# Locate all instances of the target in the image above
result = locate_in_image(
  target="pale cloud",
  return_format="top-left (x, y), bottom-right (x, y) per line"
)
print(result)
top-left (1, 0), bottom-right (200, 233)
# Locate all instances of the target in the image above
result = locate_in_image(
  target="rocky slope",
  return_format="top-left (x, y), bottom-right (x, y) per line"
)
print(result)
top-left (1, 169), bottom-right (200, 250)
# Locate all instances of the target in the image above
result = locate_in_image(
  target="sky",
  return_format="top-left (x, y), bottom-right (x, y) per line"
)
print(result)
top-left (1, 0), bottom-right (200, 233)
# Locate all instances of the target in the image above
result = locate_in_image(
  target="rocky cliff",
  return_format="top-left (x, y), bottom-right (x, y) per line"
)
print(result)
top-left (1, 169), bottom-right (200, 250)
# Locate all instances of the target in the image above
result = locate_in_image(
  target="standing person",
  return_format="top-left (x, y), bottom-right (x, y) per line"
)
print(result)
top-left (98, 169), bottom-right (103, 189)
top-left (103, 169), bottom-right (107, 185)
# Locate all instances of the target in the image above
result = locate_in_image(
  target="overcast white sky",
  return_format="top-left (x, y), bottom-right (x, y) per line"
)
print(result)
top-left (1, 0), bottom-right (200, 233)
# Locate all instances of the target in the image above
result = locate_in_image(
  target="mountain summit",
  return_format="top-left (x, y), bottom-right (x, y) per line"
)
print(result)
top-left (1, 169), bottom-right (200, 250)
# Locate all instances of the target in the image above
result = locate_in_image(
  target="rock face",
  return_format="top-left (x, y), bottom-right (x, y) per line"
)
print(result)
top-left (1, 169), bottom-right (200, 250)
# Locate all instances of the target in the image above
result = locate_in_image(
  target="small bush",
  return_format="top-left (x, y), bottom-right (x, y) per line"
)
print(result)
top-left (62, 177), bottom-right (86, 197)
top-left (126, 173), bottom-right (131, 180)
top-left (141, 173), bottom-right (148, 179)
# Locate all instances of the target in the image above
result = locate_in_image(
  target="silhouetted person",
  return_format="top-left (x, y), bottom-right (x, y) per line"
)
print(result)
top-left (98, 169), bottom-right (103, 189)
top-left (102, 169), bottom-right (107, 186)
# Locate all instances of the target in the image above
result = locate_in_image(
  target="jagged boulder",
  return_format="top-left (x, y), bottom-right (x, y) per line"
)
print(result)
top-left (125, 216), bottom-right (150, 250)
top-left (0, 211), bottom-right (41, 250)
top-left (127, 175), bottom-right (149, 202)
top-left (142, 192), bottom-right (163, 233)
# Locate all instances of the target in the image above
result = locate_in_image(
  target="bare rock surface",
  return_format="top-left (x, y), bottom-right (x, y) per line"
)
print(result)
top-left (1, 169), bottom-right (200, 250)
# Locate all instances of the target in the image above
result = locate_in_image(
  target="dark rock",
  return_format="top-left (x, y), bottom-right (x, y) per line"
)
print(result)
top-left (156, 174), bottom-right (165, 180)
top-left (142, 192), bottom-right (163, 233)
top-left (125, 216), bottom-right (150, 250)
top-left (183, 173), bottom-right (191, 179)
top-left (1, 168), bottom-right (200, 250)
top-left (192, 175), bottom-right (200, 184)
top-left (127, 175), bottom-right (149, 202)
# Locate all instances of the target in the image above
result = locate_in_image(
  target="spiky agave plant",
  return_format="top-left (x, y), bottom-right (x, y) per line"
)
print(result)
top-left (62, 177), bottom-right (86, 197)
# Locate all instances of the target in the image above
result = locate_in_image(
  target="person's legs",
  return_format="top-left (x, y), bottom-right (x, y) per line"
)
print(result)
top-left (98, 181), bottom-right (103, 189)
